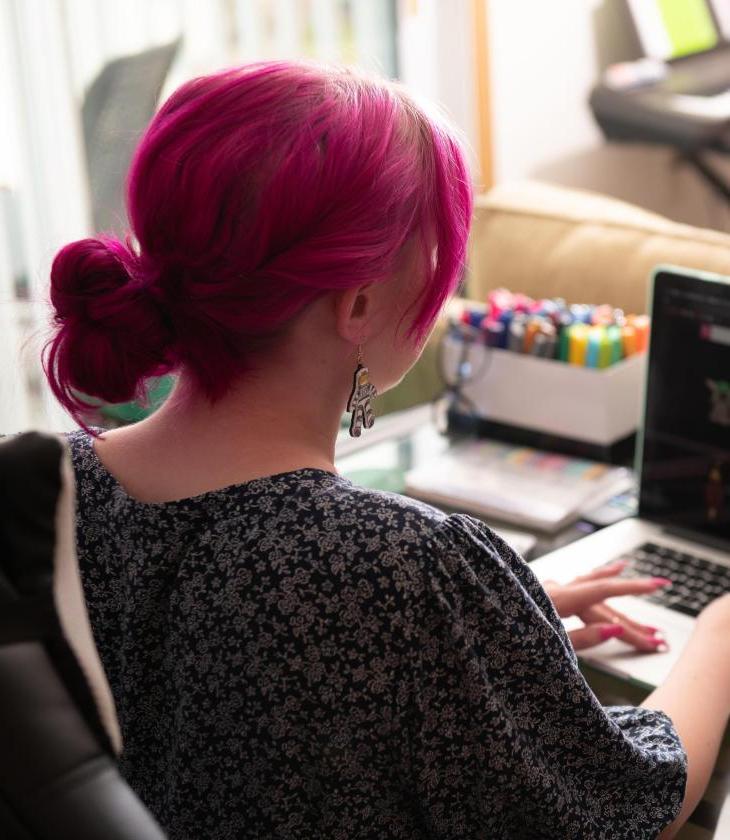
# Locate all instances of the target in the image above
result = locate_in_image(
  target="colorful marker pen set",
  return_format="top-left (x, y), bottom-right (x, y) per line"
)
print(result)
top-left (457, 289), bottom-right (650, 368)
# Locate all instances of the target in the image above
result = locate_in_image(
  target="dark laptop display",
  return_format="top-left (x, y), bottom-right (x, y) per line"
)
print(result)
top-left (639, 268), bottom-right (730, 543)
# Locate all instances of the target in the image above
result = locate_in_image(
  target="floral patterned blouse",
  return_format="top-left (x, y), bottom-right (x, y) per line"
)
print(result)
top-left (68, 429), bottom-right (686, 839)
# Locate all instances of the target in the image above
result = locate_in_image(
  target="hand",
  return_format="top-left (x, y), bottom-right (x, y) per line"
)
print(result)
top-left (543, 560), bottom-right (672, 652)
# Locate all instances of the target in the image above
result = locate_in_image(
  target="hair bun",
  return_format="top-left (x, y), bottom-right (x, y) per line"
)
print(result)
top-left (50, 236), bottom-right (137, 321)
top-left (45, 237), bottom-right (174, 413)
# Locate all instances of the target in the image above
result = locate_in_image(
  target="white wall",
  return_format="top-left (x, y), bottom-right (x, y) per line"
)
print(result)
top-left (487, 0), bottom-right (604, 184)
top-left (398, 0), bottom-right (480, 180)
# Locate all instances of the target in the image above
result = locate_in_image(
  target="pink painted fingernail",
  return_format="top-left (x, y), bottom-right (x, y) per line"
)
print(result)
top-left (600, 625), bottom-right (625, 641)
top-left (650, 577), bottom-right (672, 588)
top-left (644, 626), bottom-right (661, 636)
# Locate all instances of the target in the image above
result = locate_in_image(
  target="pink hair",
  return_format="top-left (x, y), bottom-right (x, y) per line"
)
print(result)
top-left (44, 61), bottom-right (473, 421)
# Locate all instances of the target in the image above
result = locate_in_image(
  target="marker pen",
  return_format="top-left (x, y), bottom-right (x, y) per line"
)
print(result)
top-left (586, 327), bottom-right (603, 367)
top-left (622, 324), bottom-right (638, 357)
top-left (524, 318), bottom-right (542, 354)
top-left (568, 324), bottom-right (589, 365)
top-left (607, 324), bottom-right (623, 364)
top-left (557, 312), bottom-right (573, 362)
top-left (508, 320), bottom-right (526, 353)
top-left (632, 315), bottom-right (650, 352)
top-left (483, 318), bottom-right (507, 348)
top-left (598, 329), bottom-right (612, 368)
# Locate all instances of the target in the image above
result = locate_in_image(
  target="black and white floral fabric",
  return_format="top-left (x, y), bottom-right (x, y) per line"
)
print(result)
top-left (68, 429), bottom-right (686, 839)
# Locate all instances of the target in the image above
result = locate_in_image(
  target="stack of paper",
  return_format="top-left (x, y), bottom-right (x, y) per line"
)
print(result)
top-left (405, 440), bottom-right (633, 533)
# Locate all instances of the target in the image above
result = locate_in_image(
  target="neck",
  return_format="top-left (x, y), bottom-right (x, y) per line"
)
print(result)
top-left (89, 283), bottom-right (373, 501)
top-left (93, 355), bottom-right (354, 502)
top-left (147, 365), bottom-right (346, 472)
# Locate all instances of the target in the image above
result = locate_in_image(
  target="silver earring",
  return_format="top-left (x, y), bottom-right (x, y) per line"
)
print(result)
top-left (347, 345), bottom-right (377, 438)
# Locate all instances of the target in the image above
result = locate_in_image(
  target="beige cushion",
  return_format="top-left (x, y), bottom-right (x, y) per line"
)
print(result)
top-left (467, 181), bottom-right (730, 314)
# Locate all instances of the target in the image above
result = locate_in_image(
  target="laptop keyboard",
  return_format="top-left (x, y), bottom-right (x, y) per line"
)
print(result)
top-left (618, 542), bottom-right (730, 617)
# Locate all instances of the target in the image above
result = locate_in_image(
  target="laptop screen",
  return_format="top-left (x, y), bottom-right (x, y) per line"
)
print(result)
top-left (639, 268), bottom-right (730, 542)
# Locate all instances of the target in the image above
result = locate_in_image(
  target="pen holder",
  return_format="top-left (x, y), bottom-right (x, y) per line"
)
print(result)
top-left (440, 333), bottom-right (647, 462)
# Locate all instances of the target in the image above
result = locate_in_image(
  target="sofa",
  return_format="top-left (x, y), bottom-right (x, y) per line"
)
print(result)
top-left (376, 180), bottom-right (730, 415)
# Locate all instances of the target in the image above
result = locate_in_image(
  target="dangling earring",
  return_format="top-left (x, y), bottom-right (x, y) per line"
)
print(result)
top-left (347, 345), bottom-right (378, 438)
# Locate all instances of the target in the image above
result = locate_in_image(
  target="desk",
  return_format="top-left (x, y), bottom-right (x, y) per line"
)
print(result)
top-left (336, 405), bottom-right (730, 839)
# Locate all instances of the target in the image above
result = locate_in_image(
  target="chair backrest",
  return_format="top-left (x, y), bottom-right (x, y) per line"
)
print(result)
top-left (0, 432), bottom-right (167, 840)
top-left (82, 39), bottom-right (181, 234)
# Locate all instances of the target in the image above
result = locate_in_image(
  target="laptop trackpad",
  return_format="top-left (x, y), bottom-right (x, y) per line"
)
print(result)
top-left (563, 596), bottom-right (695, 691)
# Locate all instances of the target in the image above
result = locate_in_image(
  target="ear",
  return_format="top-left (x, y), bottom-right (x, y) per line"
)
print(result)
top-left (333, 285), bottom-right (374, 345)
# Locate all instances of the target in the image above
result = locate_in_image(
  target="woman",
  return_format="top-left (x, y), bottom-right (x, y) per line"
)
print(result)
top-left (45, 61), bottom-right (730, 839)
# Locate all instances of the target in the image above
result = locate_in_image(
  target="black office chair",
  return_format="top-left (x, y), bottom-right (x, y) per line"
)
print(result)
top-left (0, 432), bottom-right (166, 840)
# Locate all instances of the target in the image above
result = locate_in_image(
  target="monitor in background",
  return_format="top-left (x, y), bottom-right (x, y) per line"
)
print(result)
top-left (627, 0), bottom-right (725, 60)
top-left (639, 268), bottom-right (730, 543)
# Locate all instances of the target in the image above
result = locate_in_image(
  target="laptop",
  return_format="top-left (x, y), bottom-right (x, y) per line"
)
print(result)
top-left (531, 266), bottom-right (730, 690)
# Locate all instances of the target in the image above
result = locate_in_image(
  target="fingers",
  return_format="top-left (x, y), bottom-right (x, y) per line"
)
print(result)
top-left (569, 620), bottom-right (669, 653)
top-left (579, 604), bottom-right (667, 652)
top-left (583, 602), bottom-right (652, 635)
top-left (572, 559), bottom-right (628, 583)
top-left (569, 623), bottom-right (626, 651)
top-left (557, 576), bottom-right (672, 615)
top-left (552, 564), bottom-right (673, 653)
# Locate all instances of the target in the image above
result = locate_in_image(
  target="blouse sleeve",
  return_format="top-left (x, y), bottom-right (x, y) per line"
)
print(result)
top-left (405, 513), bottom-right (687, 840)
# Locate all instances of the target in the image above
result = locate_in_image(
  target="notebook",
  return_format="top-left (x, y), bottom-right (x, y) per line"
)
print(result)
top-left (404, 440), bottom-right (633, 533)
